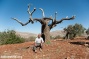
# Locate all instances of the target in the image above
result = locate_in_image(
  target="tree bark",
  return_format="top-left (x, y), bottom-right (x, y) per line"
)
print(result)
top-left (41, 24), bottom-right (50, 41)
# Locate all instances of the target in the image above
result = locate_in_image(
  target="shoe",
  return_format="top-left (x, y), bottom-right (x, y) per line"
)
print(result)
top-left (40, 49), bottom-right (42, 52)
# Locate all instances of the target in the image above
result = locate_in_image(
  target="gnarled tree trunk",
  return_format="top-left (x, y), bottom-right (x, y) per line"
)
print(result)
top-left (41, 24), bottom-right (50, 41)
top-left (12, 4), bottom-right (75, 42)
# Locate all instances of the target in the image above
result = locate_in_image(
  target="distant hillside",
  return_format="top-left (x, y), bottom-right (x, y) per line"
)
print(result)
top-left (16, 30), bottom-right (66, 38)
top-left (50, 30), bottom-right (66, 37)
top-left (16, 31), bottom-right (37, 38)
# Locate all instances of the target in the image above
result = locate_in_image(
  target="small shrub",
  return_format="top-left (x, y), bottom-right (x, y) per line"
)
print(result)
top-left (0, 30), bottom-right (25, 45)
top-left (54, 35), bottom-right (62, 39)
top-left (86, 28), bottom-right (89, 35)
top-left (46, 40), bottom-right (51, 44)
top-left (50, 36), bottom-right (55, 39)
top-left (87, 36), bottom-right (89, 40)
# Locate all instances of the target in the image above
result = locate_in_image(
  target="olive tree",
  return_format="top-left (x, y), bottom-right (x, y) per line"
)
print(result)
top-left (12, 4), bottom-right (75, 41)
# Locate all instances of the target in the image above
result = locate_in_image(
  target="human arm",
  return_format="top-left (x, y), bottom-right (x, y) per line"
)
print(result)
top-left (34, 38), bottom-right (37, 46)
top-left (41, 38), bottom-right (44, 46)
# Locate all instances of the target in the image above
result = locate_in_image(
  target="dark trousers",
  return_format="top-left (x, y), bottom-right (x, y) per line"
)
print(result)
top-left (33, 43), bottom-right (42, 52)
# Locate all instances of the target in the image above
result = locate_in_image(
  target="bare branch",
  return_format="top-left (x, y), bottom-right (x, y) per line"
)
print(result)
top-left (53, 12), bottom-right (57, 23)
top-left (66, 16), bottom-right (68, 18)
top-left (33, 18), bottom-right (43, 24)
top-left (49, 15), bottom-right (75, 29)
top-left (27, 4), bottom-right (36, 23)
top-left (11, 18), bottom-right (31, 26)
top-left (50, 12), bottom-right (57, 24)
top-left (50, 15), bottom-right (54, 22)
top-left (11, 4), bottom-right (37, 26)
top-left (55, 12), bottom-right (57, 20)
top-left (49, 23), bottom-right (56, 30)
top-left (39, 8), bottom-right (45, 17)
top-left (56, 15), bottom-right (75, 24)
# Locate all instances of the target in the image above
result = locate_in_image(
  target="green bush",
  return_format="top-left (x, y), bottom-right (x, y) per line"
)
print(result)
top-left (0, 30), bottom-right (25, 45)
top-left (64, 23), bottom-right (85, 39)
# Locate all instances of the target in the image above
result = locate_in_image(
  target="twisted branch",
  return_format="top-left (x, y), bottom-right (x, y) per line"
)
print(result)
top-left (11, 18), bottom-right (31, 26)
top-left (49, 15), bottom-right (75, 29)
top-left (39, 8), bottom-right (45, 17)
top-left (12, 4), bottom-right (36, 26)
top-left (27, 4), bottom-right (36, 23)
top-left (56, 15), bottom-right (75, 24)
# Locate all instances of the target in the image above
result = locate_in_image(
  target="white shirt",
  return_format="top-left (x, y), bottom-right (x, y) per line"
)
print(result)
top-left (35, 37), bottom-right (44, 43)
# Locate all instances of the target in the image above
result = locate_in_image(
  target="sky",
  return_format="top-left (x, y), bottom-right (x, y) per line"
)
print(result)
top-left (0, 0), bottom-right (89, 34)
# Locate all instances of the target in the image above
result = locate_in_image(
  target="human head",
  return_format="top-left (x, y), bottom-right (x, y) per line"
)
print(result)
top-left (38, 34), bottom-right (41, 38)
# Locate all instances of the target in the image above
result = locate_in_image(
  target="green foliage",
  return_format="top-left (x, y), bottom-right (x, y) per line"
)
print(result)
top-left (64, 25), bottom-right (73, 34)
top-left (46, 40), bottom-right (51, 44)
top-left (64, 23), bottom-right (85, 39)
top-left (86, 28), bottom-right (89, 40)
top-left (86, 28), bottom-right (89, 35)
top-left (73, 23), bottom-right (85, 36)
top-left (0, 30), bottom-right (25, 45)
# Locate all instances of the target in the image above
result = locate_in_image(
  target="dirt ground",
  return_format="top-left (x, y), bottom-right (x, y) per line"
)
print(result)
top-left (0, 37), bottom-right (89, 59)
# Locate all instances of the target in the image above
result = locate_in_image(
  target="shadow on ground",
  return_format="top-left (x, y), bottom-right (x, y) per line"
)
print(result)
top-left (69, 41), bottom-right (89, 47)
